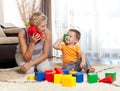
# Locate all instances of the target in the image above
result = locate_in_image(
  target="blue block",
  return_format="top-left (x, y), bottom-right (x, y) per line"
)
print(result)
top-left (72, 72), bottom-right (84, 83)
top-left (62, 70), bottom-right (69, 74)
top-left (35, 72), bottom-right (45, 81)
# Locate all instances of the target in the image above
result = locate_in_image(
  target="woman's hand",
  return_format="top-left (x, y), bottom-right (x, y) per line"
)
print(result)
top-left (30, 33), bottom-right (41, 44)
top-left (20, 62), bottom-right (32, 73)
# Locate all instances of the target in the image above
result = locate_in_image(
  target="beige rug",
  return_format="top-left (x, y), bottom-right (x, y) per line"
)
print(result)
top-left (0, 67), bottom-right (25, 82)
top-left (0, 61), bottom-right (120, 91)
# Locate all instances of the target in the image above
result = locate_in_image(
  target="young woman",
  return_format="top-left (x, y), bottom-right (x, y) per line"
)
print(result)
top-left (15, 12), bottom-right (51, 73)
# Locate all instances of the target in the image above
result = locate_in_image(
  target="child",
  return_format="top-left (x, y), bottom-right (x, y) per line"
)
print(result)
top-left (53, 29), bottom-right (95, 73)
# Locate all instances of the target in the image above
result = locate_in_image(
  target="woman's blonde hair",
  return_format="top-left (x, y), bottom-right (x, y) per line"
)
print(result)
top-left (29, 12), bottom-right (47, 25)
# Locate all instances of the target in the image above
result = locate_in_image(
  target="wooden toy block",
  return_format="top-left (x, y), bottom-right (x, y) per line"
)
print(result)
top-left (62, 69), bottom-right (69, 74)
top-left (27, 75), bottom-right (35, 80)
top-left (105, 72), bottom-right (116, 81)
top-left (54, 67), bottom-right (64, 74)
top-left (99, 75), bottom-right (114, 84)
top-left (45, 72), bottom-right (55, 82)
top-left (72, 72), bottom-right (84, 83)
top-left (62, 75), bottom-right (72, 84)
top-left (35, 72), bottom-right (45, 81)
top-left (63, 34), bottom-right (67, 42)
top-left (54, 74), bottom-right (63, 84)
top-left (45, 69), bottom-right (54, 73)
top-left (69, 70), bottom-right (78, 74)
top-left (63, 76), bottom-right (76, 87)
top-left (87, 73), bottom-right (98, 83)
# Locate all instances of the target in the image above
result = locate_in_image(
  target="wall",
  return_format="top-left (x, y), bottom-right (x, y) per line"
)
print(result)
top-left (3, 0), bottom-right (24, 27)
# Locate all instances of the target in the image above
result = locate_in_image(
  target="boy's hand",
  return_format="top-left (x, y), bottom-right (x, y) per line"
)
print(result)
top-left (80, 61), bottom-right (86, 68)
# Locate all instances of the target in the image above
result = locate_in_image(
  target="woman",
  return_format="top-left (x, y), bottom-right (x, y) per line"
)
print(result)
top-left (15, 12), bottom-right (51, 73)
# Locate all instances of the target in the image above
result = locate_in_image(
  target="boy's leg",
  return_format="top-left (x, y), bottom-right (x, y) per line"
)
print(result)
top-left (62, 62), bottom-right (75, 71)
top-left (84, 57), bottom-right (95, 73)
top-left (63, 61), bottom-right (82, 72)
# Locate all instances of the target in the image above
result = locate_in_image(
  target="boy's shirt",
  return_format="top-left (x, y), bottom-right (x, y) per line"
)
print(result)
top-left (60, 43), bottom-right (81, 66)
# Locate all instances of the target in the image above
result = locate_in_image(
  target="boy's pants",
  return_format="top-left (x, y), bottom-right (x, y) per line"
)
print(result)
top-left (62, 58), bottom-right (91, 72)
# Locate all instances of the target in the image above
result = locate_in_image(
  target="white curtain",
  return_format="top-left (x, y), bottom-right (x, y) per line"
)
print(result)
top-left (52, 0), bottom-right (120, 62)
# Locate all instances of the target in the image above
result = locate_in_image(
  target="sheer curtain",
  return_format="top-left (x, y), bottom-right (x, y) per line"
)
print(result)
top-left (52, 0), bottom-right (120, 62)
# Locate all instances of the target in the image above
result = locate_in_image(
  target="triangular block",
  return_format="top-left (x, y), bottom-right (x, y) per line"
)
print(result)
top-left (99, 75), bottom-right (114, 84)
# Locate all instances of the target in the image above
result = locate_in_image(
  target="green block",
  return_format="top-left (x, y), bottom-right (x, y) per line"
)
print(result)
top-left (63, 34), bottom-right (67, 42)
top-left (87, 73), bottom-right (98, 83)
top-left (105, 72), bottom-right (116, 81)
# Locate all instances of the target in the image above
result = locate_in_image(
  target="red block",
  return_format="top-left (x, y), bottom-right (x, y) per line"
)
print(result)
top-left (45, 69), bottom-right (53, 73)
top-left (54, 67), bottom-right (64, 74)
top-left (45, 72), bottom-right (55, 82)
top-left (28, 25), bottom-right (43, 38)
top-left (99, 75), bottom-right (114, 84)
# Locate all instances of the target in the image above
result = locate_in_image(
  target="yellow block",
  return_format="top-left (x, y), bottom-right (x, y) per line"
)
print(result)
top-left (54, 74), bottom-right (63, 84)
top-left (69, 70), bottom-right (78, 74)
top-left (62, 75), bottom-right (72, 84)
top-left (27, 75), bottom-right (35, 80)
top-left (63, 76), bottom-right (76, 87)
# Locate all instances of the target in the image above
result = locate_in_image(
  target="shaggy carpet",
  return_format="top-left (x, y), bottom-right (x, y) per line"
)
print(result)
top-left (0, 61), bottom-right (120, 91)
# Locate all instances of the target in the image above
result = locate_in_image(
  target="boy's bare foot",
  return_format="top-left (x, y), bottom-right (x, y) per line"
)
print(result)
top-left (87, 68), bottom-right (95, 73)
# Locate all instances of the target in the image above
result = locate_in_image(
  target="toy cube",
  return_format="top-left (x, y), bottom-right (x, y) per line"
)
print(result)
top-left (63, 76), bottom-right (76, 87)
top-left (27, 75), bottom-right (35, 80)
top-left (105, 72), bottom-right (116, 81)
top-left (62, 69), bottom-right (69, 74)
top-left (72, 72), bottom-right (84, 83)
top-left (87, 73), bottom-right (98, 83)
top-left (54, 74), bottom-right (63, 84)
top-left (69, 70), bottom-right (78, 74)
top-left (62, 74), bottom-right (72, 84)
top-left (54, 67), bottom-right (64, 74)
top-left (63, 34), bottom-right (67, 42)
top-left (35, 72), bottom-right (45, 81)
top-left (45, 72), bottom-right (55, 82)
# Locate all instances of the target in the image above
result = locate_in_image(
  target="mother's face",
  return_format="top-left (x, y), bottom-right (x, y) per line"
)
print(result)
top-left (37, 20), bottom-right (47, 33)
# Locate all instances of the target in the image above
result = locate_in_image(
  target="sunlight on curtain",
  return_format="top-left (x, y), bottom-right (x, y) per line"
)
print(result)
top-left (52, 0), bottom-right (120, 62)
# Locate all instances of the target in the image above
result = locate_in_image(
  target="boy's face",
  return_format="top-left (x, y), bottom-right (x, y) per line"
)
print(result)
top-left (65, 31), bottom-right (78, 45)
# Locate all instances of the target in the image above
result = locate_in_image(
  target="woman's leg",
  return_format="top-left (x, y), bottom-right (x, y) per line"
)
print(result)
top-left (15, 54), bottom-right (35, 73)
top-left (36, 59), bottom-right (51, 72)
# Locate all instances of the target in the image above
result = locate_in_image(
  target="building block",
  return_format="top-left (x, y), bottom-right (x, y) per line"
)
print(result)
top-left (105, 72), bottom-right (116, 81)
top-left (63, 76), bottom-right (76, 87)
top-left (45, 71), bottom-right (55, 82)
top-left (62, 69), bottom-right (69, 74)
top-left (27, 75), bottom-right (35, 80)
top-left (54, 74), bottom-right (63, 84)
top-left (63, 34), bottom-right (67, 42)
top-left (69, 70), bottom-right (78, 74)
top-left (99, 75), bottom-right (114, 84)
top-left (62, 74), bottom-right (72, 84)
top-left (87, 73), bottom-right (98, 83)
top-left (35, 72), bottom-right (45, 81)
top-left (54, 67), bottom-right (64, 74)
top-left (72, 72), bottom-right (84, 83)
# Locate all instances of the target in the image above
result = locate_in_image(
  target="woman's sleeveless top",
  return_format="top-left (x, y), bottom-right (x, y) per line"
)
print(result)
top-left (16, 28), bottom-right (44, 59)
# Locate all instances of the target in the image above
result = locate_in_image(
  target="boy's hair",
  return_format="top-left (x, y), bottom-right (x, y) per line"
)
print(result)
top-left (29, 12), bottom-right (47, 25)
top-left (69, 29), bottom-right (81, 40)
